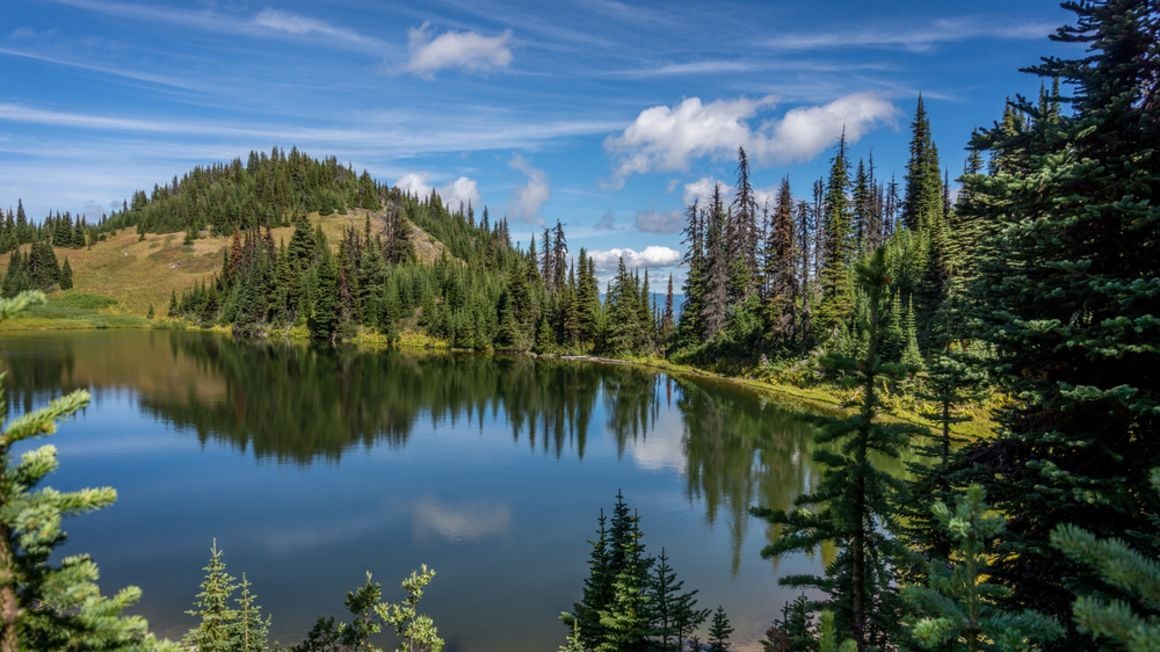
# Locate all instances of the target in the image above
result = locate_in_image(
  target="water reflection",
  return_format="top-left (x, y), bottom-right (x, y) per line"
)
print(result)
top-left (0, 331), bottom-right (824, 649)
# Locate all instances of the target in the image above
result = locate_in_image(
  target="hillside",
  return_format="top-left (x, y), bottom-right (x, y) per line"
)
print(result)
top-left (0, 208), bottom-right (452, 319)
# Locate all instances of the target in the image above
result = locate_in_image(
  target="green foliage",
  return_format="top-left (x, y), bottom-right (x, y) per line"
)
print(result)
top-left (0, 290), bottom-right (169, 650)
top-left (953, 1), bottom-right (1160, 637)
top-left (1050, 469), bottom-right (1160, 650)
top-left (567, 493), bottom-right (711, 652)
top-left (903, 485), bottom-right (1061, 650)
top-left (293, 566), bottom-right (443, 652)
top-left (752, 248), bottom-right (923, 648)
top-left (708, 605), bottom-right (734, 652)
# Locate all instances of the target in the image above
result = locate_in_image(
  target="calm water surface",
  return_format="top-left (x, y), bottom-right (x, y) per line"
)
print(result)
top-left (0, 330), bottom-right (824, 651)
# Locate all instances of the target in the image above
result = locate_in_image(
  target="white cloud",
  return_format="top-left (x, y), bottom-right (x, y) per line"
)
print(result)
top-left (633, 209), bottom-right (683, 234)
top-left (393, 172), bottom-right (481, 211)
top-left (588, 246), bottom-right (681, 272)
top-left (509, 155), bottom-right (549, 222)
top-left (606, 95), bottom-right (773, 186)
top-left (404, 22), bottom-right (513, 78)
top-left (682, 176), bottom-right (727, 208)
top-left (442, 176), bottom-right (481, 211)
top-left (252, 9), bottom-right (382, 50)
top-left (606, 92), bottom-right (898, 185)
top-left (412, 497), bottom-right (511, 543)
top-left (394, 172), bottom-right (432, 198)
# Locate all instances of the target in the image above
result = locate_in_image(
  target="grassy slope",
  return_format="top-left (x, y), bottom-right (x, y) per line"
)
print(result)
top-left (0, 209), bottom-right (450, 328)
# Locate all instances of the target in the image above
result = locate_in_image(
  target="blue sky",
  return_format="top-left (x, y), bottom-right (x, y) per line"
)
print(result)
top-left (1, 0), bottom-right (1074, 281)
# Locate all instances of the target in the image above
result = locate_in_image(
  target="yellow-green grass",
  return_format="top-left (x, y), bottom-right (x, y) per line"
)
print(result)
top-left (0, 209), bottom-right (450, 322)
top-left (617, 355), bottom-right (997, 440)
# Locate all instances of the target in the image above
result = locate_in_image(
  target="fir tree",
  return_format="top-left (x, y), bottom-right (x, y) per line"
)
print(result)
top-left (308, 250), bottom-right (342, 343)
top-left (752, 248), bottom-right (922, 649)
top-left (904, 485), bottom-right (1062, 650)
top-left (708, 606), bottom-right (734, 652)
top-left (59, 257), bottom-right (73, 290)
top-left (184, 540), bottom-right (239, 652)
top-left (0, 290), bottom-right (163, 651)
top-left (1050, 468), bottom-right (1160, 650)
top-left (817, 131), bottom-right (854, 338)
top-left (955, 1), bottom-right (1160, 639)
top-left (650, 548), bottom-right (707, 652)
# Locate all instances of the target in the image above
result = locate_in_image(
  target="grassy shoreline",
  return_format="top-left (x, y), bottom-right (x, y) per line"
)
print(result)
top-left (0, 301), bottom-right (993, 439)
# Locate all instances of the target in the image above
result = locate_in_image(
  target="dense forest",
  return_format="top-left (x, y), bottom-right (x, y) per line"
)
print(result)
top-left (0, 0), bottom-right (1157, 650)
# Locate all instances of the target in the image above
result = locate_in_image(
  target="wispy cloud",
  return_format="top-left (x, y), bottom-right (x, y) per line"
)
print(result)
top-left (44, 0), bottom-right (387, 53)
top-left (0, 46), bottom-right (206, 92)
top-left (252, 9), bottom-right (385, 51)
top-left (765, 17), bottom-right (1056, 53)
top-left (402, 22), bottom-right (513, 78)
top-left (0, 102), bottom-right (618, 156)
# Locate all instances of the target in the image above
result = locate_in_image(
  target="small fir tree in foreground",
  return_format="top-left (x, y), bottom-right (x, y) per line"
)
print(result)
top-left (0, 290), bottom-right (170, 651)
top-left (903, 484), bottom-right (1061, 650)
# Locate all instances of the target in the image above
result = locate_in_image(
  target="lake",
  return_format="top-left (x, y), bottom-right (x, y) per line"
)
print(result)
top-left (0, 330), bottom-right (824, 651)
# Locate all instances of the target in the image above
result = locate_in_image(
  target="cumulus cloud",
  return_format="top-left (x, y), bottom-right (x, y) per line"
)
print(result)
top-left (588, 246), bottom-right (682, 272)
top-left (633, 209), bottom-right (683, 234)
top-left (682, 176), bottom-right (728, 208)
top-left (606, 92), bottom-right (898, 185)
top-left (442, 176), bottom-right (481, 211)
top-left (509, 155), bottom-right (549, 223)
top-left (393, 172), bottom-right (481, 210)
top-left (404, 22), bottom-right (513, 78)
top-left (594, 211), bottom-right (619, 231)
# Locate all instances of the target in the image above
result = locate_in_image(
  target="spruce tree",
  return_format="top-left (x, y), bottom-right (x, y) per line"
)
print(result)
top-left (650, 548), bottom-right (707, 652)
top-left (766, 177), bottom-right (798, 348)
top-left (955, 1), bottom-right (1160, 638)
top-left (308, 250), bottom-right (342, 343)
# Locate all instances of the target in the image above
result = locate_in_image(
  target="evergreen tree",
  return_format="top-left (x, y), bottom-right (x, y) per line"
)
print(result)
top-left (233, 573), bottom-right (270, 652)
top-left (650, 548), bottom-right (707, 652)
top-left (59, 257), bottom-right (73, 290)
top-left (904, 485), bottom-right (1061, 650)
top-left (955, 1), bottom-right (1160, 639)
top-left (184, 540), bottom-right (239, 652)
top-left (766, 177), bottom-right (798, 348)
top-left (752, 249), bottom-right (921, 649)
top-left (817, 132), bottom-right (854, 338)
top-left (0, 290), bottom-right (164, 651)
top-left (308, 250), bottom-right (342, 343)
top-left (708, 606), bottom-right (733, 652)
top-left (1050, 468), bottom-right (1159, 650)
top-left (701, 188), bottom-right (729, 340)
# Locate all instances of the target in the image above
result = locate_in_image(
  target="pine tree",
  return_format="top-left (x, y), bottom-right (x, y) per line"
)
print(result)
top-left (650, 548), bottom-right (707, 652)
top-left (766, 177), bottom-right (798, 348)
top-left (701, 187), bottom-right (729, 340)
top-left (708, 606), bottom-right (733, 652)
top-left (1, 291), bottom-right (162, 651)
top-left (308, 250), bottom-right (342, 343)
top-left (752, 248), bottom-right (922, 649)
top-left (59, 257), bottom-right (73, 290)
top-left (954, 1), bottom-right (1160, 639)
top-left (904, 485), bottom-right (1062, 650)
top-left (817, 132), bottom-right (854, 338)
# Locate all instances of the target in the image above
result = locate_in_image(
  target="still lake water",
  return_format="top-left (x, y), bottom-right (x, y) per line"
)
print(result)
top-left (0, 330), bottom-right (824, 651)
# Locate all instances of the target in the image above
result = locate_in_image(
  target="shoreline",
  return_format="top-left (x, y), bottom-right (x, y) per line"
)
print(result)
top-left (0, 319), bottom-right (992, 438)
